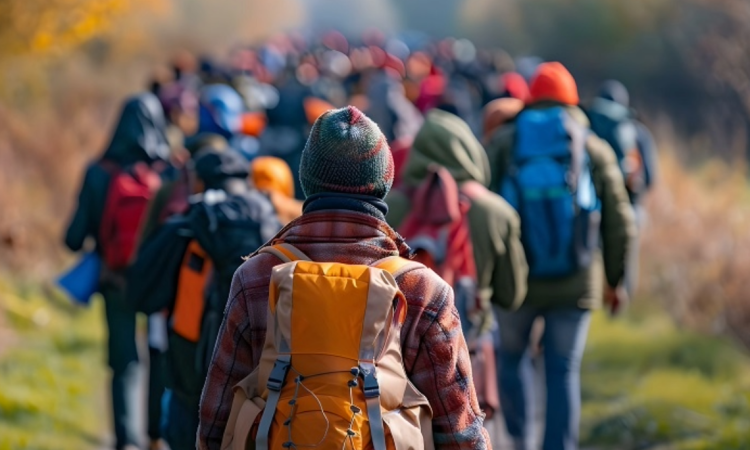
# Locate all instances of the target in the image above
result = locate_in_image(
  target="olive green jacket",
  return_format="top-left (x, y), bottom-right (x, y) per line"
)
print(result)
top-left (386, 109), bottom-right (529, 332)
top-left (485, 102), bottom-right (636, 309)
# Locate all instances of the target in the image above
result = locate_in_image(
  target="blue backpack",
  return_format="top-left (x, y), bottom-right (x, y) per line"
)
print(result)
top-left (501, 107), bottom-right (601, 278)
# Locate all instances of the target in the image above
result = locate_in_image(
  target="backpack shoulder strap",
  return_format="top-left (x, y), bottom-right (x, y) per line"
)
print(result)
top-left (563, 111), bottom-right (591, 191)
top-left (372, 256), bottom-right (424, 278)
top-left (258, 243), bottom-right (311, 263)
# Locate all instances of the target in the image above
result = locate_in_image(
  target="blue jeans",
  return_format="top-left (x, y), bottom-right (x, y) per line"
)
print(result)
top-left (497, 305), bottom-right (591, 450)
top-left (164, 390), bottom-right (200, 450)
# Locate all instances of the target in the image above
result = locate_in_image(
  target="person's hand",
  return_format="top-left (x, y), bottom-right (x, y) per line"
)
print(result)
top-left (605, 285), bottom-right (629, 316)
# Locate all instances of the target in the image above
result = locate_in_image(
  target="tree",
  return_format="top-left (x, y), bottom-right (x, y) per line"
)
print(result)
top-left (0, 0), bottom-right (169, 59)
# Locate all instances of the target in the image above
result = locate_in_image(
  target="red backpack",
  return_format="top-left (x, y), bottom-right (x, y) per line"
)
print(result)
top-left (99, 160), bottom-right (162, 270)
top-left (397, 165), bottom-right (499, 417)
top-left (398, 165), bottom-right (482, 319)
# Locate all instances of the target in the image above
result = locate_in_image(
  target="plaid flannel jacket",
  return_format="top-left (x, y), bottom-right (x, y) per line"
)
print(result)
top-left (198, 209), bottom-right (490, 450)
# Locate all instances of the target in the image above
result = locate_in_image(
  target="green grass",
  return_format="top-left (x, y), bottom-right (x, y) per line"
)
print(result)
top-left (581, 303), bottom-right (750, 449)
top-left (0, 279), bottom-right (107, 450)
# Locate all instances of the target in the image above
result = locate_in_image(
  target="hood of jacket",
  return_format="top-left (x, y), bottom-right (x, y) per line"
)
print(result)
top-left (403, 109), bottom-right (491, 188)
top-left (588, 97), bottom-right (632, 122)
top-left (102, 93), bottom-right (170, 164)
top-left (598, 79), bottom-right (630, 107)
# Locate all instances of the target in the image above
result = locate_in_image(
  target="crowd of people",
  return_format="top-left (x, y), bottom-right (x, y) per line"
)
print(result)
top-left (64, 29), bottom-right (658, 450)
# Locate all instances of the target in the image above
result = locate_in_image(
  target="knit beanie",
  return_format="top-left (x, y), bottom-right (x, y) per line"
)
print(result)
top-left (299, 106), bottom-right (394, 199)
top-left (528, 62), bottom-right (579, 106)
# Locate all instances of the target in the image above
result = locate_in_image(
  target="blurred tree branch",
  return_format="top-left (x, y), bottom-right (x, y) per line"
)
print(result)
top-left (0, 0), bottom-right (168, 59)
top-left (691, 0), bottom-right (750, 118)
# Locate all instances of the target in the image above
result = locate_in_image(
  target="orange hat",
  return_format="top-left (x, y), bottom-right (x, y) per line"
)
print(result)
top-left (528, 62), bottom-right (579, 105)
top-left (239, 112), bottom-right (267, 137)
top-left (251, 156), bottom-right (295, 199)
top-left (303, 97), bottom-right (335, 125)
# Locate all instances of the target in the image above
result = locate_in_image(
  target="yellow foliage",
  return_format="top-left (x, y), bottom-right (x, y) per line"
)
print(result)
top-left (0, 0), bottom-right (170, 57)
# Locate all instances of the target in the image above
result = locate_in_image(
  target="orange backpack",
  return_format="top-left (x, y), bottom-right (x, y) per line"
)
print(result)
top-left (221, 244), bottom-right (435, 450)
top-left (171, 240), bottom-right (213, 342)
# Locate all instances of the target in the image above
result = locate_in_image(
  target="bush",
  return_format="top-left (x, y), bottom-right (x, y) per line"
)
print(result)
top-left (638, 130), bottom-right (750, 351)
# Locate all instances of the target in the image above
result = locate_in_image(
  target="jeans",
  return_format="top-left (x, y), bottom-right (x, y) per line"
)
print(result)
top-left (497, 305), bottom-right (591, 450)
top-left (102, 286), bottom-right (142, 450)
top-left (148, 347), bottom-right (167, 442)
top-left (163, 391), bottom-right (200, 450)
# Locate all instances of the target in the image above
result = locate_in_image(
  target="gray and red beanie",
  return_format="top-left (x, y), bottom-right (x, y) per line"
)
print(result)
top-left (299, 106), bottom-right (394, 199)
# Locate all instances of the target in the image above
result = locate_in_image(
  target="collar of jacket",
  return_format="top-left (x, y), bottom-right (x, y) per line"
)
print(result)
top-left (302, 193), bottom-right (389, 221)
top-left (254, 208), bottom-right (411, 259)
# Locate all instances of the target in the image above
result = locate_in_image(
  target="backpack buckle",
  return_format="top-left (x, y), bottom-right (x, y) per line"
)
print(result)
top-left (361, 369), bottom-right (380, 398)
top-left (267, 358), bottom-right (291, 392)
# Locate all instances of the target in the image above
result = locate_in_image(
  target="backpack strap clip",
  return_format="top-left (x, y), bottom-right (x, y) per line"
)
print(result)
top-left (266, 356), bottom-right (291, 392)
top-left (257, 354), bottom-right (292, 450)
top-left (361, 367), bottom-right (381, 398)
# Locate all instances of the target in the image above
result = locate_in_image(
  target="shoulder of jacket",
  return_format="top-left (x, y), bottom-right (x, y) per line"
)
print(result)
top-left (489, 123), bottom-right (517, 149)
top-left (395, 264), bottom-right (453, 306)
top-left (235, 252), bottom-right (278, 288)
top-left (468, 189), bottom-right (519, 225)
top-left (564, 105), bottom-right (592, 128)
top-left (585, 132), bottom-right (619, 168)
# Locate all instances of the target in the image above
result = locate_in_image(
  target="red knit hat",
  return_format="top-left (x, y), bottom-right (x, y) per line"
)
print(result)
top-left (528, 62), bottom-right (579, 105)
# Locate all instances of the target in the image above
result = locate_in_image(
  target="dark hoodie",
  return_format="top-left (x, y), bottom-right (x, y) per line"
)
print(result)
top-left (65, 93), bottom-right (170, 252)
top-left (387, 109), bottom-right (529, 331)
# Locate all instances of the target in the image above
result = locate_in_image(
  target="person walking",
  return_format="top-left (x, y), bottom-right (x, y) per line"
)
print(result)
top-left (386, 109), bottom-right (528, 420)
top-left (65, 93), bottom-right (171, 450)
top-left (128, 148), bottom-right (281, 450)
top-left (587, 79), bottom-right (658, 297)
top-left (486, 62), bottom-right (636, 450)
top-left (197, 106), bottom-right (490, 450)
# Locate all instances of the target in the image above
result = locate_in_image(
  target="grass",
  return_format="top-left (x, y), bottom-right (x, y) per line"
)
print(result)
top-left (0, 278), bottom-right (107, 450)
top-left (581, 303), bottom-right (750, 449)
top-left (2, 278), bottom-right (750, 450)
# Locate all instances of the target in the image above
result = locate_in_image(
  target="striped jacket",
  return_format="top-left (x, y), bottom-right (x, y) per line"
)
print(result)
top-left (198, 205), bottom-right (490, 450)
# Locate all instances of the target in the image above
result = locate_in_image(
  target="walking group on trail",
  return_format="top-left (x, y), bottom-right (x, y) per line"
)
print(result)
top-left (63, 30), bottom-right (656, 450)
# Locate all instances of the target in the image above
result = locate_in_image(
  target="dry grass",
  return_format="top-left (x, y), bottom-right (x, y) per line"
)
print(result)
top-left (639, 127), bottom-right (750, 350)
top-left (0, 89), bottom-right (119, 275)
